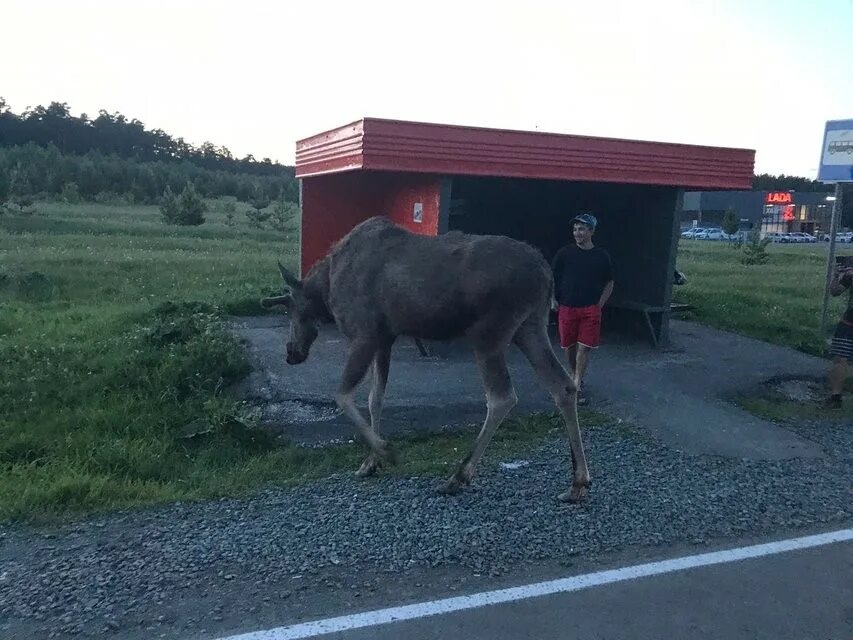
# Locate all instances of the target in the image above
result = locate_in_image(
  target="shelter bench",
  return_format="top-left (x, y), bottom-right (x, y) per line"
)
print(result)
top-left (605, 299), bottom-right (669, 348)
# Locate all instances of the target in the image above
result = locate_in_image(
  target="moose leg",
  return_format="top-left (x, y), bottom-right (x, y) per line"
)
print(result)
top-left (357, 344), bottom-right (393, 477)
top-left (440, 349), bottom-right (517, 495)
top-left (515, 322), bottom-right (591, 503)
top-left (336, 339), bottom-right (395, 466)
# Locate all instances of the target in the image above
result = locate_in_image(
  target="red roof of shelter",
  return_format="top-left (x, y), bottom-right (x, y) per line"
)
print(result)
top-left (295, 118), bottom-right (754, 190)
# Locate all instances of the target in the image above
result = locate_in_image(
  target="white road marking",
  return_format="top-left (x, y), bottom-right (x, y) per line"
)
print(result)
top-left (214, 528), bottom-right (853, 640)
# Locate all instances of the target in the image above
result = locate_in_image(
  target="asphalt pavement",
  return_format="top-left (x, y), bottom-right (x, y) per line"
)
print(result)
top-left (215, 532), bottom-right (853, 640)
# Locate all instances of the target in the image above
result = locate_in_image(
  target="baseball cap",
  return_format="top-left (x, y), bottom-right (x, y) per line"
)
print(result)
top-left (572, 213), bottom-right (598, 228)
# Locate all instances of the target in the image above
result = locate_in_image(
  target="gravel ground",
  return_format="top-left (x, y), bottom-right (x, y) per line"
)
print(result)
top-left (1, 418), bottom-right (850, 639)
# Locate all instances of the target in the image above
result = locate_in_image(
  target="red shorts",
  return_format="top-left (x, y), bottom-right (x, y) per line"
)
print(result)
top-left (558, 305), bottom-right (602, 348)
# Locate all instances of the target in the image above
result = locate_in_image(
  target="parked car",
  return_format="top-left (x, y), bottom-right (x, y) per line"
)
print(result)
top-left (789, 232), bottom-right (817, 243)
top-left (823, 232), bottom-right (853, 243)
top-left (764, 232), bottom-right (788, 243)
top-left (698, 229), bottom-right (725, 241)
top-left (681, 227), bottom-right (706, 239)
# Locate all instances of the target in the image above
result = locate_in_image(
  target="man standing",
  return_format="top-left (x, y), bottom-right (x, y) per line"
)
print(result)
top-left (552, 213), bottom-right (614, 404)
top-left (827, 260), bottom-right (853, 408)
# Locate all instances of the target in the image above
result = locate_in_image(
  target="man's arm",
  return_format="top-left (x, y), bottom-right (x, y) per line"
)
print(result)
top-left (598, 280), bottom-right (614, 308)
top-left (829, 267), bottom-right (852, 296)
top-left (598, 250), bottom-right (614, 308)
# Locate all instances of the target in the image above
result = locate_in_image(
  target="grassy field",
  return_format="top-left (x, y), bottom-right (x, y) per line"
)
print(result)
top-left (0, 201), bottom-right (606, 522)
top-left (673, 238), bottom-right (852, 357)
top-left (2, 207), bottom-right (850, 522)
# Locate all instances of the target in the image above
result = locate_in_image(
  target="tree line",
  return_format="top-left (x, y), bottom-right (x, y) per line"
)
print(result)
top-left (0, 99), bottom-right (287, 174)
top-left (0, 99), bottom-right (298, 206)
top-left (0, 143), bottom-right (297, 206)
top-left (753, 173), bottom-right (830, 192)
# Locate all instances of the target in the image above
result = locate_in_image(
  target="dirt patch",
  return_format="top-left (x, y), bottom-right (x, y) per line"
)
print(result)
top-left (731, 373), bottom-right (853, 428)
top-left (770, 377), bottom-right (825, 404)
top-left (261, 400), bottom-right (342, 426)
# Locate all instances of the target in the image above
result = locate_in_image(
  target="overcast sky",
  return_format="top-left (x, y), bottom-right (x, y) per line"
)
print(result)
top-left (3, 0), bottom-right (851, 177)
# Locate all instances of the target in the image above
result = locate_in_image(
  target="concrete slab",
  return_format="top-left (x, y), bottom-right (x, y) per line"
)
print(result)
top-left (229, 317), bottom-right (826, 461)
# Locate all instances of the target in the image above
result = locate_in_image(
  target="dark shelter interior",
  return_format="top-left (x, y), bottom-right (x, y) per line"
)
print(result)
top-left (447, 176), bottom-right (683, 344)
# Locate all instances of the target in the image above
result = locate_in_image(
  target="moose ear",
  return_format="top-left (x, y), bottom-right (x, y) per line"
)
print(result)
top-left (278, 261), bottom-right (302, 290)
top-left (260, 294), bottom-right (293, 308)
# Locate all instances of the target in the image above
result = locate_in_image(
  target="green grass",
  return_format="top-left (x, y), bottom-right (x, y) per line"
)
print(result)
top-left (0, 200), bottom-right (303, 521)
top-left (0, 201), bottom-right (606, 523)
top-left (379, 409), bottom-right (612, 476)
top-left (673, 239), bottom-right (852, 356)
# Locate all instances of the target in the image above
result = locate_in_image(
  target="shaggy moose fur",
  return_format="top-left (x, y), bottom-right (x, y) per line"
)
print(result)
top-left (262, 216), bottom-right (590, 502)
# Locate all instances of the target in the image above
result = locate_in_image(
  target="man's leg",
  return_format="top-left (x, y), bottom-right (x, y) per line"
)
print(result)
top-left (558, 306), bottom-right (579, 381)
top-left (828, 356), bottom-right (848, 407)
top-left (573, 305), bottom-right (602, 403)
top-left (564, 344), bottom-right (578, 381)
top-left (827, 322), bottom-right (853, 407)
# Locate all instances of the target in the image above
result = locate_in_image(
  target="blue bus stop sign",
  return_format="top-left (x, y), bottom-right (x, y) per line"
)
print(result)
top-left (818, 119), bottom-right (853, 183)
top-left (818, 119), bottom-right (852, 334)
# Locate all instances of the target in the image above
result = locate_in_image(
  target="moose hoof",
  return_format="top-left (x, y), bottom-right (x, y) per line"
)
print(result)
top-left (438, 479), bottom-right (464, 496)
top-left (558, 482), bottom-right (590, 504)
top-left (355, 454), bottom-right (381, 478)
top-left (379, 443), bottom-right (400, 466)
top-left (356, 444), bottom-right (399, 477)
top-left (438, 467), bottom-right (471, 495)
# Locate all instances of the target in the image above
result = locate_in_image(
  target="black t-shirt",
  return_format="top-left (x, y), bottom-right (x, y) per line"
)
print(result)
top-left (552, 244), bottom-right (614, 308)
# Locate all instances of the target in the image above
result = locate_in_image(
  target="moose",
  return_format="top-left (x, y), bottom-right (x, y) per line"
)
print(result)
top-left (261, 216), bottom-right (591, 503)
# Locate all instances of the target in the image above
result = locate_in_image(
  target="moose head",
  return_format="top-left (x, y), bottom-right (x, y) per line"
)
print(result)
top-left (260, 262), bottom-right (324, 365)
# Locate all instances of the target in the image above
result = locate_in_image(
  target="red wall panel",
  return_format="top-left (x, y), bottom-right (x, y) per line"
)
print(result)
top-left (299, 172), bottom-right (382, 277)
top-left (299, 171), bottom-right (444, 275)
top-left (381, 174), bottom-right (442, 236)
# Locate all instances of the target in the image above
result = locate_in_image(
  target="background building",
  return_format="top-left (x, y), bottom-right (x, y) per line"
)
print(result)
top-left (682, 190), bottom-right (837, 235)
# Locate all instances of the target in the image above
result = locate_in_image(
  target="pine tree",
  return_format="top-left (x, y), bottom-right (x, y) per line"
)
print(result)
top-left (721, 207), bottom-right (739, 244)
top-left (741, 229), bottom-right (770, 265)
top-left (246, 187), bottom-right (271, 228)
top-left (0, 171), bottom-right (9, 212)
top-left (177, 181), bottom-right (206, 226)
top-left (159, 185), bottom-right (180, 224)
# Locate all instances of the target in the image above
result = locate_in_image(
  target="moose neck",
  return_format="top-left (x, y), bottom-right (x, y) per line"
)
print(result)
top-left (303, 257), bottom-right (332, 320)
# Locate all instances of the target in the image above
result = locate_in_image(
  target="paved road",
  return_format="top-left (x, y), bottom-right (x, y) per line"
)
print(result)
top-left (217, 535), bottom-right (852, 640)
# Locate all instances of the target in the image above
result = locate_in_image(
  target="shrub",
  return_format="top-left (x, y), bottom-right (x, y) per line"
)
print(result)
top-left (159, 185), bottom-right (180, 224)
top-left (60, 181), bottom-right (82, 204)
top-left (177, 182), bottom-right (207, 226)
top-left (246, 190), bottom-right (271, 228)
top-left (741, 230), bottom-right (770, 265)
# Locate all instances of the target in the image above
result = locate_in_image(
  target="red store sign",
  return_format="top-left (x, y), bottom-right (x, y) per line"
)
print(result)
top-left (766, 192), bottom-right (793, 204)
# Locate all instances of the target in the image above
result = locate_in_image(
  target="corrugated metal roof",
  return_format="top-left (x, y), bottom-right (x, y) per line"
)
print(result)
top-left (296, 118), bottom-right (755, 189)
